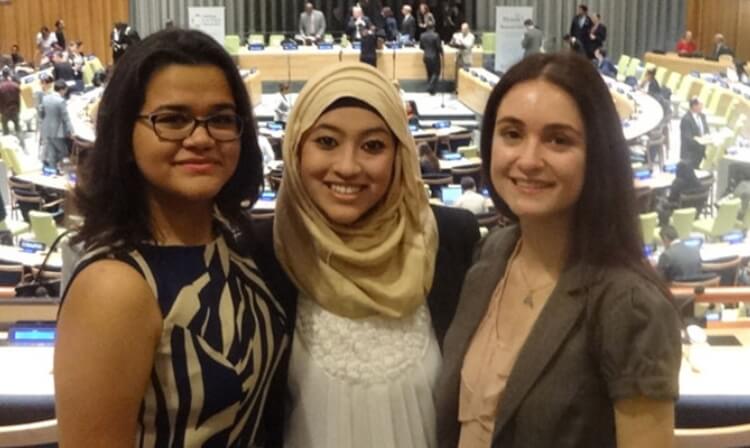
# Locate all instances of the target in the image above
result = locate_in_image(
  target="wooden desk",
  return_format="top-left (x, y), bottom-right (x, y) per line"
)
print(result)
top-left (236, 46), bottom-right (482, 82)
top-left (242, 70), bottom-right (262, 108)
top-left (456, 68), bottom-right (495, 115)
top-left (0, 245), bottom-right (62, 270)
top-left (644, 52), bottom-right (734, 75)
top-left (15, 173), bottom-right (71, 193)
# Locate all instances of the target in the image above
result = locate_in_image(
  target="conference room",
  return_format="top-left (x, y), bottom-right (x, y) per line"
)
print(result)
top-left (0, 0), bottom-right (749, 447)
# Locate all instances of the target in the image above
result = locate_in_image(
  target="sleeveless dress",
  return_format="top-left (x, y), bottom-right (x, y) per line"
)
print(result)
top-left (65, 234), bottom-right (289, 447)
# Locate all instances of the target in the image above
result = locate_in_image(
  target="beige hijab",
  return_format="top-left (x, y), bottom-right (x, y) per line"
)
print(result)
top-left (273, 62), bottom-right (438, 319)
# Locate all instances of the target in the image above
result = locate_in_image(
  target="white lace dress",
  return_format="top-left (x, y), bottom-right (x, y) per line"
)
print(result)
top-left (284, 296), bottom-right (441, 448)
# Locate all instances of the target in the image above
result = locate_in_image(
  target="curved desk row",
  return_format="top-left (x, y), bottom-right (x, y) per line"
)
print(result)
top-left (644, 52), bottom-right (735, 76)
top-left (236, 46), bottom-right (482, 82)
top-left (457, 68), bottom-right (664, 142)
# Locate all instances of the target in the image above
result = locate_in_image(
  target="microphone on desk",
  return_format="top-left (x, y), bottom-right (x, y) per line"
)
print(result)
top-left (392, 44), bottom-right (397, 80)
top-left (339, 48), bottom-right (343, 62)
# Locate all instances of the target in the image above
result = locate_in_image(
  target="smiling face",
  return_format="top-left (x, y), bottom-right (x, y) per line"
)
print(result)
top-left (132, 64), bottom-right (241, 207)
top-left (490, 79), bottom-right (586, 223)
top-left (299, 106), bottom-right (397, 225)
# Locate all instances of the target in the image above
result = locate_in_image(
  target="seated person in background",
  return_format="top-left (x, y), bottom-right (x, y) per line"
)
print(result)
top-left (595, 48), bottom-right (617, 78)
top-left (52, 51), bottom-right (76, 93)
top-left (297, 2), bottom-right (326, 44)
top-left (639, 67), bottom-right (661, 98)
top-left (406, 99), bottom-right (419, 126)
top-left (454, 176), bottom-right (488, 214)
top-left (712, 34), bottom-right (734, 60)
top-left (10, 44), bottom-right (26, 67)
top-left (561, 34), bottom-right (586, 56)
top-left (346, 6), bottom-right (371, 42)
top-left (657, 160), bottom-right (703, 224)
top-left (676, 30), bottom-right (697, 54)
top-left (657, 225), bottom-right (702, 282)
top-left (274, 82), bottom-right (291, 123)
top-left (419, 142), bottom-right (440, 174)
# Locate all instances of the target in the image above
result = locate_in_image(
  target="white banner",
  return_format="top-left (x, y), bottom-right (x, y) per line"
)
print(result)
top-left (495, 6), bottom-right (534, 72)
top-left (188, 7), bottom-right (226, 45)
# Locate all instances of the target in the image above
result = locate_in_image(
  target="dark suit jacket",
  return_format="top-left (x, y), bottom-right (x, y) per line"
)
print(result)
top-left (254, 205), bottom-right (480, 445)
top-left (420, 30), bottom-right (443, 61)
top-left (53, 61), bottom-right (76, 82)
top-left (713, 43), bottom-right (734, 59)
top-left (435, 225), bottom-right (681, 448)
top-left (400, 15), bottom-right (416, 40)
top-left (657, 242), bottom-right (702, 282)
top-left (598, 58), bottom-right (618, 78)
top-left (589, 23), bottom-right (607, 50)
top-left (569, 14), bottom-right (592, 52)
top-left (346, 15), bottom-right (372, 41)
top-left (680, 111), bottom-right (709, 163)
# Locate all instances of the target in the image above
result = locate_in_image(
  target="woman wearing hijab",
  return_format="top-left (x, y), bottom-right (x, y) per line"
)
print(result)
top-left (256, 62), bottom-right (479, 447)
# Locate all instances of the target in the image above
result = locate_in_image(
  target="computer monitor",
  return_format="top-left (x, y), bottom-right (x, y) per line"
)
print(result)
top-left (441, 184), bottom-right (462, 206)
top-left (682, 237), bottom-right (703, 249)
top-left (260, 190), bottom-right (277, 201)
top-left (441, 152), bottom-right (462, 161)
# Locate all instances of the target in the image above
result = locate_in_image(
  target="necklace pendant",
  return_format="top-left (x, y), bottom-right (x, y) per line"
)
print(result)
top-left (523, 294), bottom-right (534, 308)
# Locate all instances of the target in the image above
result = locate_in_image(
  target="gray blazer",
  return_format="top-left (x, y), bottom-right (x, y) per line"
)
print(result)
top-left (299, 9), bottom-right (326, 38)
top-left (40, 92), bottom-right (72, 140)
top-left (435, 226), bottom-right (682, 448)
top-left (521, 27), bottom-right (543, 56)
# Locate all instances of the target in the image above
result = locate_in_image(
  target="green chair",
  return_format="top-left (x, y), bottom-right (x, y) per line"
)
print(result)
top-left (268, 34), bottom-right (284, 47)
top-left (639, 212), bottom-right (658, 246)
top-left (88, 57), bottom-right (104, 73)
top-left (224, 35), bottom-right (241, 54)
top-left (0, 219), bottom-right (30, 237)
top-left (323, 33), bottom-right (334, 43)
top-left (248, 33), bottom-right (265, 45)
top-left (669, 207), bottom-right (697, 240)
top-left (693, 197), bottom-right (741, 240)
top-left (81, 62), bottom-right (95, 87)
top-left (665, 71), bottom-right (682, 93)
top-left (340, 34), bottom-right (350, 48)
top-left (481, 32), bottom-right (495, 54)
top-left (616, 54), bottom-right (631, 79)
top-left (655, 66), bottom-right (669, 85)
top-left (625, 57), bottom-right (641, 78)
top-left (28, 211), bottom-right (63, 247)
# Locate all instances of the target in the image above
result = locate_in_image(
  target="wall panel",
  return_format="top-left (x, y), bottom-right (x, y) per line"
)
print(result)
top-left (687, 0), bottom-right (750, 62)
top-left (0, 0), bottom-right (128, 68)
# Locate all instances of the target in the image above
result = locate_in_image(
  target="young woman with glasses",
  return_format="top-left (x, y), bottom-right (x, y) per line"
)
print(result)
top-left (54, 29), bottom-right (291, 447)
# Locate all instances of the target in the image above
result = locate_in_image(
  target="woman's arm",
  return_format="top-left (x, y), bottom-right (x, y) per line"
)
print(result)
top-left (55, 260), bottom-right (162, 448)
top-left (615, 396), bottom-right (675, 448)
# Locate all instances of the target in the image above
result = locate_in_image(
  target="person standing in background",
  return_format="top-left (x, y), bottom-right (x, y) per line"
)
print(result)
top-left (297, 2), bottom-right (327, 45)
top-left (0, 67), bottom-right (25, 150)
top-left (450, 22), bottom-right (475, 69)
top-left (680, 97), bottom-right (710, 169)
top-left (346, 6), bottom-right (372, 42)
top-left (54, 19), bottom-right (67, 50)
top-left (595, 48), bottom-right (617, 78)
top-left (676, 30), bottom-right (697, 54)
top-left (712, 34), bottom-right (734, 59)
top-left (399, 4), bottom-right (417, 44)
top-left (569, 4), bottom-right (593, 58)
top-left (40, 80), bottom-right (72, 170)
top-left (420, 24), bottom-right (443, 95)
top-left (521, 19), bottom-right (543, 57)
top-left (588, 13), bottom-right (607, 54)
top-left (417, 3), bottom-right (436, 41)
top-left (36, 26), bottom-right (58, 64)
top-left (359, 24), bottom-right (379, 67)
top-left (381, 7), bottom-right (399, 42)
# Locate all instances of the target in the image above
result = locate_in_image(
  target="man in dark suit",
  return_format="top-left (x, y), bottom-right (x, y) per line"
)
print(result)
top-left (680, 97), bottom-right (710, 169)
top-left (521, 19), bottom-right (543, 57)
top-left (588, 13), bottom-right (607, 53)
top-left (419, 24), bottom-right (443, 95)
top-left (40, 80), bottom-right (72, 170)
top-left (712, 34), bottom-right (734, 59)
top-left (569, 4), bottom-right (593, 58)
top-left (657, 225), bottom-right (702, 282)
top-left (399, 4), bottom-right (416, 44)
top-left (346, 6), bottom-right (372, 42)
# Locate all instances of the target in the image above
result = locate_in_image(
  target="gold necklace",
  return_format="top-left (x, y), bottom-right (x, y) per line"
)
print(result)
top-left (515, 255), bottom-right (556, 308)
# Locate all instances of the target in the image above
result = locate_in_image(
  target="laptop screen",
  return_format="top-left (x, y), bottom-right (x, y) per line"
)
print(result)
top-left (441, 185), bottom-right (462, 206)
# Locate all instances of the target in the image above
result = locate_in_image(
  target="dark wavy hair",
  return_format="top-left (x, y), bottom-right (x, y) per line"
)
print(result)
top-left (480, 52), bottom-right (662, 281)
top-left (74, 28), bottom-right (263, 250)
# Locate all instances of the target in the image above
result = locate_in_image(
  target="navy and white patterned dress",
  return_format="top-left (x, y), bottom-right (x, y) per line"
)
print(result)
top-left (66, 233), bottom-right (289, 447)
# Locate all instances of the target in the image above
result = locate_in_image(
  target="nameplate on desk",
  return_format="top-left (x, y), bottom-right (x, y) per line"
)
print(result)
top-left (317, 42), bottom-right (333, 50)
top-left (42, 166), bottom-right (57, 176)
top-left (432, 120), bottom-right (451, 129)
top-left (260, 191), bottom-right (277, 201)
top-left (633, 169), bottom-right (652, 180)
top-left (266, 122), bottom-right (284, 131)
top-left (282, 43), bottom-right (299, 50)
top-left (352, 42), bottom-right (362, 50)
top-left (248, 43), bottom-right (265, 51)
top-left (18, 239), bottom-right (46, 253)
top-left (9, 323), bottom-right (56, 346)
top-left (663, 163), bottom-right (677, 174)
top-left (385, 42), bottom-right (402, 49)
top-left (721, 231), bottom-right (744, 245)
top-left (441, 152), bottom-right (462, 161)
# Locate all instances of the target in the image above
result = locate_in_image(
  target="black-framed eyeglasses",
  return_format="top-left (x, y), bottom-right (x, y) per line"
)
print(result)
top-left (137, 111), bottom-right (244, 142)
